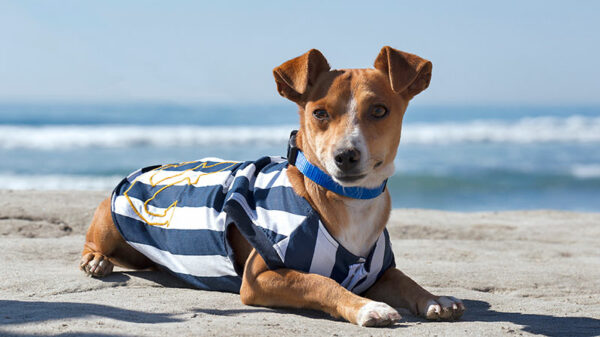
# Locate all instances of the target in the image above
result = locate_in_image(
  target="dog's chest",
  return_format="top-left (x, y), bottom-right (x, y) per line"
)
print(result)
top-left (333, 196), bottom-right (388, 257)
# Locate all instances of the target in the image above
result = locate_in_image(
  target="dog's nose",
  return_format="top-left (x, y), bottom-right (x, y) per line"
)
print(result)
top-left (334, 148), bottom-right (361, 172)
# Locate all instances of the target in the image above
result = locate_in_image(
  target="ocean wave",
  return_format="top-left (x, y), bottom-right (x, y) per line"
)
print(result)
top-left (0, 125), bottom-right (296, 150)
top-left (403, 115), bottom-right (600, 144)
top-left (0, 173), bottom-right (122, 190)
top-left (571, 164), bottom-right (600, 179)
top-left (1, 115), bottom-right (600, 150)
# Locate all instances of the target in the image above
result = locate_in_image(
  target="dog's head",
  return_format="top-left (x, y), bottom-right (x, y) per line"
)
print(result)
top-left (274, 46), bottom-right (432, 188)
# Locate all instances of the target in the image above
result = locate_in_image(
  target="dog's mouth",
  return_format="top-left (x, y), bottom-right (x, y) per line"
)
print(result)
top-left (334, 173), bottom-right (367, 183)
top-left (331, 160), bottom-right (387, 184)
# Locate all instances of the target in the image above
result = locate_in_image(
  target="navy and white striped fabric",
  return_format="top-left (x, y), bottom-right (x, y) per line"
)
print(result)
top-left (111, 156), bottom-right (395, 294)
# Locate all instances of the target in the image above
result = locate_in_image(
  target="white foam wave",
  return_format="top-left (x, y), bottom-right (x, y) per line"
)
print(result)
top-left (571, 164), bottom-right (600, 179)
top-left (1, 115), bottom-right (599, 150)
top-left (0, 125), bottom-right (296, 150)
top-left (0, 173), bottom-right (121, 190)
top-left (402, 115), bottom-right (600, 144)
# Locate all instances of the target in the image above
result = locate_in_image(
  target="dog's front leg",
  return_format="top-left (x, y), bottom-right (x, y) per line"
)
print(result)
top-left (240, 250), bottom-right (400, 327)
top-left (363, 268), bottom-right (465, 320)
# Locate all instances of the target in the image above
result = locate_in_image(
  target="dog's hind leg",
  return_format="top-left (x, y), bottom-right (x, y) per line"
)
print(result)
top-left (80, 197), bottom-right (155, 277)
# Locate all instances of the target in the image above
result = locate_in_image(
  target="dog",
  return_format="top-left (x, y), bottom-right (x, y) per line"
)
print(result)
top-left (80, 46), bottom-right (465, 327)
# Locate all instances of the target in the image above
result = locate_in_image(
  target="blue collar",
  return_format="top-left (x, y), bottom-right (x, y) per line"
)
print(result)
top-left (287, 131), bottom-right (387, 200)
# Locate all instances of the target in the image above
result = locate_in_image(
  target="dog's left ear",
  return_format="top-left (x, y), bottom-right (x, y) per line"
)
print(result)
top-left (273, 49), bottom-right (331, 104)
top-left (374, 46), bottom-right (432, 98)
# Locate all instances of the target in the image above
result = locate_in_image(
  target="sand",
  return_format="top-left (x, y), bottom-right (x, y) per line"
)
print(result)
top-left (0, 189), bottom-right (599, 337)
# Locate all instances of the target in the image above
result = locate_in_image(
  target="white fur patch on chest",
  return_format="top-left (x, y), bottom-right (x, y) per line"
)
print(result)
top-left (334, 195), bottom-right (387, 257)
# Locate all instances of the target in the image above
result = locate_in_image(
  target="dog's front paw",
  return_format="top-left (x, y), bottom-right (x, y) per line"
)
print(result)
top-left (80, 252), bottom-right (114, 277)
top-left (420, 296), bottom-right (465, 320)
top-left (356, 301), bottom-right (401, 327)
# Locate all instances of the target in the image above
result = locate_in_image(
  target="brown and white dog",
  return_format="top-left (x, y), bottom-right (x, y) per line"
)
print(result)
top-left (80, 46), bottom-right (464, 327)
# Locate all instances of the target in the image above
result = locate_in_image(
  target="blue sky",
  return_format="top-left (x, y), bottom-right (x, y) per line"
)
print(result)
top-left (1, 1), bottom-right (599, 105)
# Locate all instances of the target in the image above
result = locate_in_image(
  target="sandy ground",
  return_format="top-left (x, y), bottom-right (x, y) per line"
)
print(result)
top-left (0, 190), bottom-right (599, 337)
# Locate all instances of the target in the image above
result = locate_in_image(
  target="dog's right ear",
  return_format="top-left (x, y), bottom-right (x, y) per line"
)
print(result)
top-left (273, 49), bottom-right (330, 104)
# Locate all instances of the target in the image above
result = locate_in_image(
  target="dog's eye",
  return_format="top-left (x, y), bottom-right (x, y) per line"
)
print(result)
top-left (370, 105), bottom-right (388, 119)
top-left (313, 109), bottom-right (329, 121)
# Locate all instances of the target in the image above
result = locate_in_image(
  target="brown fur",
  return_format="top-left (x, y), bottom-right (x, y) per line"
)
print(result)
top-left (80, 46), bottom-right (464, 326)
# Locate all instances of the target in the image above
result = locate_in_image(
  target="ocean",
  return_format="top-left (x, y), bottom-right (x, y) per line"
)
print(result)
top-left (1, 103), bottom-right (599, 211)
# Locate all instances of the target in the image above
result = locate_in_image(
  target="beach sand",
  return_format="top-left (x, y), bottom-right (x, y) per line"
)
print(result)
top-left (1, 190), bottom-right (599, 336)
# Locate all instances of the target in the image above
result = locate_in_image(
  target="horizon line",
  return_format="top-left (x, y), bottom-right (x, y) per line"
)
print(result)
top-left (1, 100), bottom-right (599, 108)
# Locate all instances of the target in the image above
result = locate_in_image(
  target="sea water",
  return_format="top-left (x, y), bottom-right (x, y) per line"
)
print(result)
top-left (1, 103), bottom-right (599, 211)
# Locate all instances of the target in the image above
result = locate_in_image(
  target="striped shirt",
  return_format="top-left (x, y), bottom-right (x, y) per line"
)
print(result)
top-left (111, 156), bottom-right (395, 294)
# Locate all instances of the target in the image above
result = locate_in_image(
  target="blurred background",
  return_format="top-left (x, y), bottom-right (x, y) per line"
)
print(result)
top-left (1, 1), bottom-right (599, 211)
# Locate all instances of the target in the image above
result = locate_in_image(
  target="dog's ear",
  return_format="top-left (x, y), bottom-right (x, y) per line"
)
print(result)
top-left (273, 49), bottom-right (330, 104)
top-left (374, 46), bottom-right (432, 98)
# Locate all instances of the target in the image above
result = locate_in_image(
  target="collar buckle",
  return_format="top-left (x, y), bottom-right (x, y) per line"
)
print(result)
top-left (287, 130), bottom-right (299, 165)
